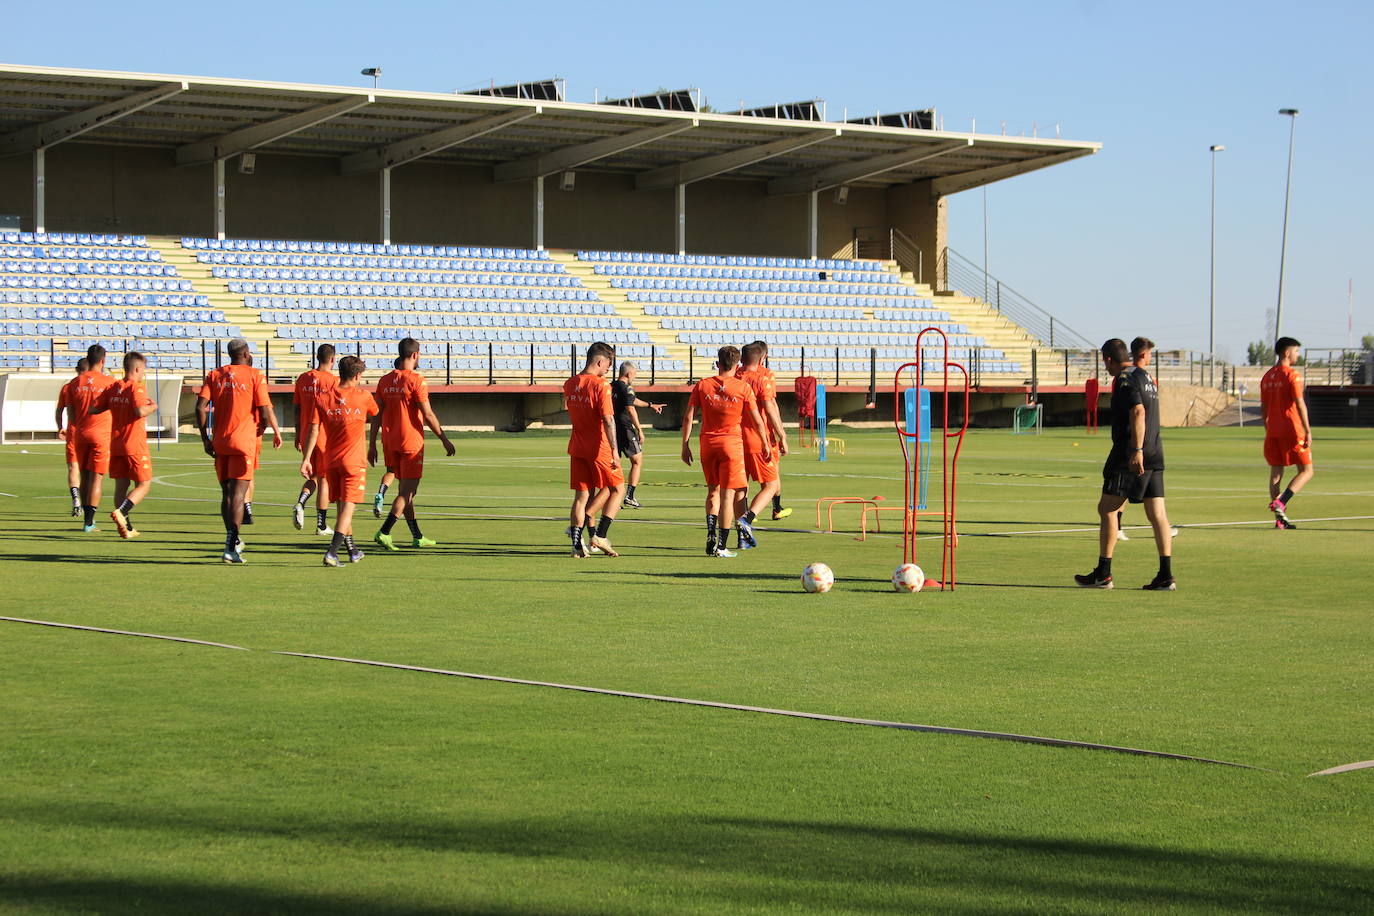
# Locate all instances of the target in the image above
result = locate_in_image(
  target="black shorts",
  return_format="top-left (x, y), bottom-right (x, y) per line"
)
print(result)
top-left (616, 425), bottom-right (642, 458)
top-left (1102, 467), bottom-right (1165, 504)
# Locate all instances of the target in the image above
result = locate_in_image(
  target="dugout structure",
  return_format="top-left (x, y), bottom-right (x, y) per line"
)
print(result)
top-left (0, 370), bottom-right (182, 444)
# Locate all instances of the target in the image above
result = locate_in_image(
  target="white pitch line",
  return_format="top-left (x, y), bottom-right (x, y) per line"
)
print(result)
top-left (1307, 760), bottom-right (1374, 777)
top-left (0, 616), bottom-right (248, 650)
top-left (971, 515), bottom-right (1374, 538)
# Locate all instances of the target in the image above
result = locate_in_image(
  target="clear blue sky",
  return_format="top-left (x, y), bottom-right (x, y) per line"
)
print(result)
top-left (4, 0), bottom-right (1371, 358)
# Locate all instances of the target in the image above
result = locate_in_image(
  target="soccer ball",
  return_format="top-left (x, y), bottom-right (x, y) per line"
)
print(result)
top-left (801, 563), bottom-right (834, 594)
top-left (892, 564), bottom-right (925, 593)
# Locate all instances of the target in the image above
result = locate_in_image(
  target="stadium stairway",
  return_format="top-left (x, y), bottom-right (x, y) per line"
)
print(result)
top-left (148, 237), bottom-right (296, 379)
top-left (549, 250), bottom-right (688, 372)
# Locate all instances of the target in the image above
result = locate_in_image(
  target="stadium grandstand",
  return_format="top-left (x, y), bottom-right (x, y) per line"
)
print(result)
top-left (0, 63), bottom-right (1108, 428)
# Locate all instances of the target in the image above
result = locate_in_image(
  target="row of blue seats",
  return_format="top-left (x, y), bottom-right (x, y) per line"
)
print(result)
top-left (663, 318), bottom-right (971, 335)
top-left (609, 277), bottom-right (916, 297)
top-left (592, 264), bottom-right (897, 283)
top-left (0, 276), bottom-right (195, 293)
top-left (227, 281), bottom-right (597, 302)
top-left (265, 311), bottom-right (633, 330)
top-left (578, 250), bottom-right (871, 271)
top-left (2, 291), bottom-right (212, 308)
top-left (1, 246), bottom-right (163, 262)
top-left (0, 338), bottom-right (46, 351)
top-left (1, 261), bottom-right (179, 277)
top-left (742, 358), bottom-right (1023, 375)
top-left (2, 232), bottom-right (148, 247)
top-left (628, 290), bottom-right (913, 309)
top-left (645, 303), bottom-right (865, 320)
top-left (0, 355), bottom-right (41, 369)
top-left (197, 252), bottom-right (567, 274)
top-left (7, 307), bottom-right (227, 323)
top-left (410, 357), bottom-right (688, 373)
top-left (300, 340), bottom-right (670, 359)
top-left (277, 326), bottom-right (650, 344)
top-left (679, 331), bottom-right (971, 347)
top-left (183, 238), bottom-right (551, 260)
top-left (214, 266), bottom-right (581, 287)
top-left (7, 322), bottom-right (240, 338)
top-left (66, 339), bottom-right (239, 355)
top-left (692, 343), bottom-right (1006, 360)
top-left (246, 296), bottom-right (612, 316)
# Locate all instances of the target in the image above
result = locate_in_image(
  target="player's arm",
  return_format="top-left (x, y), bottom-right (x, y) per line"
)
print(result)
top-left (367, 412), bottom-right (382, 466)
top-left (420, 401), bottom-right (456, 457)
top-left (1128, 404), bottom-right (1146, 475)
top-left (299, 421), bottom-right (320, 478)
top-left (261, 403), bottom-right (284, 449)
top-left (601, 414), bottom-right (620, 471)
top-left (195, 396), bottom-right (215, 457)
top-left (764, 398), bottom-right (788, 456)
top-left (137, 397), bottom-right (158, 419)
top-left (54, 397), bottom-right (67, 438)
top-left (632, 396), bottom-right (666, 415)
top-left (1292, 378), bottom-right (1312, 446)
top-left (294, 403), bottom-right (305, 451)
top-left (680, 401), bottom-right (696, 465)
top-left (748, 402), bottom-right (772, 463)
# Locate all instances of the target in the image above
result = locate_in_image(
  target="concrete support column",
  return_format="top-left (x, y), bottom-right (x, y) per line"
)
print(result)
top-left (213, 158), bottom-right (226, 240)
top-left (807, 189), bottom-right (819, 260)
top-left (533, 174), bottom-right (545, 250)
top-left (380, 167), bottom-right (392, 245)
top-left (33, 148), bottom-right (45, 233)
top-left (675, 183), bottom-right (686, 256)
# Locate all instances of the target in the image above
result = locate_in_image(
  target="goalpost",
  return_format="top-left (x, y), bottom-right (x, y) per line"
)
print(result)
top-left (0, 372), bottom-right (184, 445)
top-left (1012, 403), bottom-right (1043, 435)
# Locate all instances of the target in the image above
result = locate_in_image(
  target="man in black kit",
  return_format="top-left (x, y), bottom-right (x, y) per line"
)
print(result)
top-left (611, 361), bottom-right (665, 508)
top-left (1075, 338), bottom-right (1176, 591)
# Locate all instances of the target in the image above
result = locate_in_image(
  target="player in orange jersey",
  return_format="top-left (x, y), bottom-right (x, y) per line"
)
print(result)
top-left (369, 338), bottom-right (455, 551)
top-left (291, 343), bottom-right (338, 535)
top-left (196, 339), bottom-right (283, 564)
top-left (371, 356), bottom-right (404, 518)
top-left (90, 352), bottom-right (157, 539)
top-left (563, 341), bottom-right (624, 558)
top-left (732, 340), bottom-right (789, 548)
top-left (54, 357), bottom-right (90, 517)
top-left (300, 355), bottom-right (379, 567)
top-left (240, 351), bottom-right (269, 528)
top-left (681, 345), bottom-right (771, 558)
top-left (68, 345), bottom-right (117, 532)
top-left (1261, 336), bottom-right (1314, 530)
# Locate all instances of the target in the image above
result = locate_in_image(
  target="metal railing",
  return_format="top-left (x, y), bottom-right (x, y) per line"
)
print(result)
top-left (1301, 349), bottom-right (1374, 386)
top-left (937, 247), bottom-right (1093, 349)
top-left (852, 226), bottom-right (924, 284)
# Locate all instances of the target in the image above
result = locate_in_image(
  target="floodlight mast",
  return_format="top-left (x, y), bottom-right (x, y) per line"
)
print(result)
top-left (361, 67), bottom-right (381, 89)
top-left (1275, 109), bottom-right (1299, 339)
top-left (1209, 144), bottom-right (1225, 385)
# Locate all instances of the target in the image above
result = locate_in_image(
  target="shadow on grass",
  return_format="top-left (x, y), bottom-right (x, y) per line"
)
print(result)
top-left (1, 805), bottom-right (1369, 913)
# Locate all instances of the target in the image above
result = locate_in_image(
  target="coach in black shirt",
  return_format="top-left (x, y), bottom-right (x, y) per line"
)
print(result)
top-left (1075, 338), bottom-right (1176, 591)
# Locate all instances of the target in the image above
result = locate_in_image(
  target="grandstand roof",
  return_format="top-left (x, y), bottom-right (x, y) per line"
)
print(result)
top-left (0, 64), bottom-right (1100, 194)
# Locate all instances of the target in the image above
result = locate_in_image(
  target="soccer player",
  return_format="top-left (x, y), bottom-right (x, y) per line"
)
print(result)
top-left (90, 352), bottom-right (157, 539)
top-left (1075, 338), bottom-right (1175, 590)
top-left (241, 352), bottom-right (267, 527)
top-left (610, 361), bottom-right (665, 509)
top-left (67, 345), bottom-right (117, 532)
top-left (55, 357), bottom-right (90, 517)
top-left (733, 340), bottom-right (790, 548)
top-left (681, 345), bottom-right (771, 558)
top-left (1261, 336), bottom-right (1314, 530)
top-left (291, 344), bottom-right (337, 535)
top-left (369, 338), bottom-right (455, 550)
top-left (564, 342), bottom-right (624, 558)
top-left (1115, 337), bottom-right (1180, 541)
top-left (371, 356), bottom-right (403, 518)
top-left (300, 355), bottom-right (379, 567)
top-left (196, 339), bottom-right (283, 564)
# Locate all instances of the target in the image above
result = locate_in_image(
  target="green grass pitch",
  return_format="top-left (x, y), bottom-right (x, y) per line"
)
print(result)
top-left (1, 425), bottom-right (1371, 914)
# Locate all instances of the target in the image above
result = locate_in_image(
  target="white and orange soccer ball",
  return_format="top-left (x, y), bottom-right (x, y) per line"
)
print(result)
top-left (891, 564), bottom-right (925, 593)
top-left (801, 563), bottom-right (834, 594)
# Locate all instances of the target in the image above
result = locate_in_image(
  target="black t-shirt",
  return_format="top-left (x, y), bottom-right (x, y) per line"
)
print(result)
top-left (1107, 366), bottom-right (1164, 470)
top-left (611, 380), bottom-right (636, 433)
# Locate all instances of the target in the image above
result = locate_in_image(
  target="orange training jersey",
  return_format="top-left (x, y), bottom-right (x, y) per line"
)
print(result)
top-left (689, 375), bottom-right (757, 445)
top-left (99, 379), bottom-right (154, 456)
top-left (1260, 364), bottom-right (1304, 440)
top-left (735, 364), bottom-right (777, 449)
top-left (199, 364), bottom-right (270, 457)
top-left (70, 370), bottom-right (116, 444)
top-left (316, 385), bottom-right (379, 470)
top-left (58, 378), bottom-right (78, 435)
top-left (293, 368), bottom-right (336, 447)
top-left (376, 368), bottom-right (430, 453)
top-left (564, 373), bottom-right (614, 460)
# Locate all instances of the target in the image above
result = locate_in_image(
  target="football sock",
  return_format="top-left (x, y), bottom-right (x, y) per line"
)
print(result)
top-left (406, 518), bottom-right (422, 539)
top-left (117, 498), bottom-right (133, 515)
top-left (1279, 487), bottom-right (1295, 507)
top-left (69, 486), bottom-right (80, 502)
top-left (626, 485), bottom-right (636, 500)
top-left (1158, 556), bottom-right (1173, 579)
top-left (596, 516), bottom-right (613, 538)
top-left (378, 483), bottom-right (389, 499)
top-left (296, 489), bottom-right (310, 507)
top-left (380, 513), bottom-right (399, 535)
top-left (316, 510), bottom-right (329, 529)
top-left (706, 513), bottom-right (718, 539)
top-left (570, 525), bottom-right (585, 549)
top-left (243, 501), bottom-right (254, 520)
top-left (1116, 511), bottom-right (1123, 528)
top-left (742, 510), bottom-right (757, 525)
top-left (343, 534), bottom-right (356, 553)
top-left (1096, 556), bottom-right (1112, 577)
top-left (82, 506), bottom-right (96, 526)
top-left (772, 493), bottom-right (783, 512)
top-left (329, 531), bottom-right (344, 554)
top-left (224, 527), bottom-right (239, 552)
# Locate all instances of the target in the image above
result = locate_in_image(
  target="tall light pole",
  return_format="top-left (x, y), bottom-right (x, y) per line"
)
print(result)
top-left (1275, 108), bottom-right (1299, 340)
top-left (1209, 144), bottom-right (1225, 386)
top-left (361, 67), bottom-right (382, 89)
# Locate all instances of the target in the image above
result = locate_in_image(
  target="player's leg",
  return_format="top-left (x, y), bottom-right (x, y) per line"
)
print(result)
top-left (242, 477), bottom-right (256, 526)
top-left (569, 485), bottom-right (591, 557)
top-left (314, 465), bottom-right (332, 535)
top-left (716, 486), bottom-right (743, 557)
top-left (293, 477), bottom-right (316, 530)
top-left (219, 464), bottom-right (250, 563)
top-left (623, 451), bottom-right (644, 508)
top-left (1141, 494), bottom-right (1176, 590)
top-left (374, 470), bottom-right (396, 518)
top-left (588, 466), bottom-right (625, 557)
top-left (66, 456), bottom-right (81, 516)
top-left (1076, 489), bottom-right (1126, 588)
top-left (1267, 464), bottom-right (1284, 502)
top-left (1283, 462), bottom-right (1315, 501)
top-left (79, 469), bottom-right (104, 531)
top-left (326, 501), bottom-right (359, 566)
top-left (704, 484), bottom-right (722, 556)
